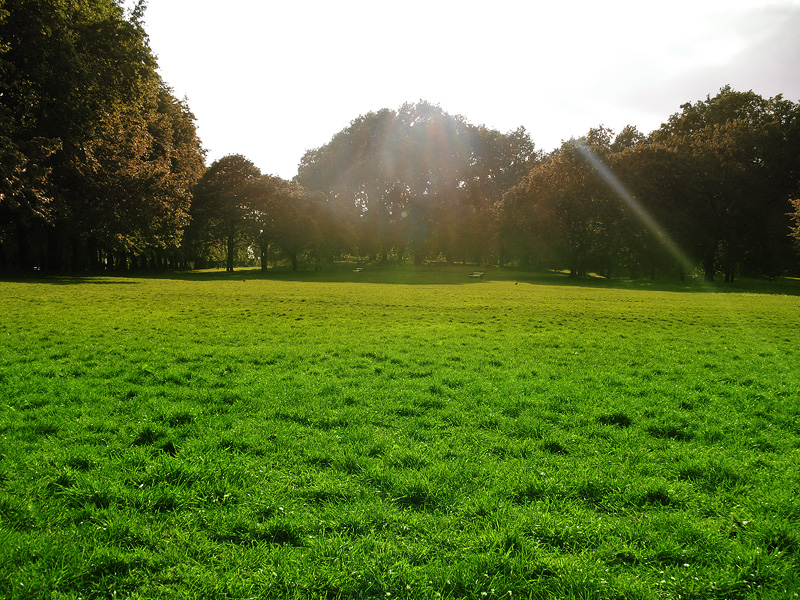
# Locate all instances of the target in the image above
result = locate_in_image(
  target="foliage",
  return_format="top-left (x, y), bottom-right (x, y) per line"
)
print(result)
top-left (504, 130), bottom-right (617, 276)
top-left (791, 198), bottom-right (800, 248)
top-left (187, 161), bottom-right (323, 273)
top-left (187, 155), bottom-right (261, 272)
top-left (651, 86), bottom-right (800, 281)
top-left (297, 102), bottom-right (537, 265)
top-left (502, 88), bottom-right (800, 281)
top-left (2, 6), bottom-right (798, 282)
top-left (0, 0), bottom-right (205, 271)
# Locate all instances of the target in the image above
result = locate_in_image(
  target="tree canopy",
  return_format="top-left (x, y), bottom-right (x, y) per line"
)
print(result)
top-left (1, 0), bottom-right (204, 271)
top-left (502, 88), bottom-right (800, 281)
top-left (1, 2), bottom-right (798, 281)
top-left (297, 102), bottom-right (537, 265)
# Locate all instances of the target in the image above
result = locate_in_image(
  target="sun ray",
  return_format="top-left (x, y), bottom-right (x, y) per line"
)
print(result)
top-left (575, 141), bottom-right (697, 276)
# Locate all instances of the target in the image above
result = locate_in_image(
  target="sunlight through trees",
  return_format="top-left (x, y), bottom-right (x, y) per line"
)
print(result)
top-left (2, 1), bottom-right (798, 280)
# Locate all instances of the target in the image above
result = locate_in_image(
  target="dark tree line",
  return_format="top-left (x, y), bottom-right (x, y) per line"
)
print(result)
top-left (1, 0), bottom-right (204, 272)
top-left (3, 1), bottom-right (799, 280)
top-left (184, 155), bottom-right (321, 273)
top-left (503, 89), bottom-right (800, 283)
top-left (258, 91), bottom-right (798, 281)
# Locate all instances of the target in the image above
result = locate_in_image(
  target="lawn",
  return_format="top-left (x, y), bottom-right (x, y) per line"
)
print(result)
top-left (1, 266), bottom-right (799, 599)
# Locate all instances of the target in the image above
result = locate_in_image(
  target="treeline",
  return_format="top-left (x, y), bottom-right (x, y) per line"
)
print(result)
top-left (3, 1), bottom-right (800, 281)
top-left (193, 93), bottom-right (800, 282)
top-left (506, 92), bottom-right (800, 281)
top-left (1, 0), bottom-right (204, 272)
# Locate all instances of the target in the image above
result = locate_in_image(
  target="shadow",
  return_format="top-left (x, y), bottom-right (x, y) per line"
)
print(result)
top-left (3, 266), bottom-right (799, 295)
top-left (0, 274), bottom-right (140, 285)
top-left (72, 264), bottom-right (497, 286)
top-left (536, 274), bottom-right (800, 296)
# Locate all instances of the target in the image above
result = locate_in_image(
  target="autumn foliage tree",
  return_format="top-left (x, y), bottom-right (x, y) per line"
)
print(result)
top-left (297, 102), bottom-right (536, 265)
top-left (0, 0), bottom-right (204, 271)
top-left (187, 155), bottom-right (261, 272)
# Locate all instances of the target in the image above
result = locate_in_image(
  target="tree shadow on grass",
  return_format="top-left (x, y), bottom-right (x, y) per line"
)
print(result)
top-left (0, 274), bottom-right (139, 285)
top-left (191, 266), bottom-right (800, 295)
top-left (4, 265), bottom-right (800, 295)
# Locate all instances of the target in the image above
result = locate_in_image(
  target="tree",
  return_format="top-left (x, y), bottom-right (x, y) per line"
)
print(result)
top-left (610, 144), bottom-right (701, 279)
top-left (652, 86), bottom-right (800, 281)
top-left (469, 125), bottom-right (537, 265)
top-left (269, 184), bottom-right (320, 272)
top-left (790, 197), bottom-right (800, 249)
top-left (504, 128), bottom-right (618, 276)
top-left (189, 155), bottom-right (261, 272)
top-left (297, 101), bottom-right (535, 265)
top-left (243, 175), bottom-right (327, 272)
top-left (0, 0), bottom-right (204, 271)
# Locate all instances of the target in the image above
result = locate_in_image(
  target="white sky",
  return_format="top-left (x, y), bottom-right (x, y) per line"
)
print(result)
top-left (134, 0), bottom-right (800, 180)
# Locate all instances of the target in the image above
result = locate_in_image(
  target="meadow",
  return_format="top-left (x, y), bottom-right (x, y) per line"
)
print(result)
top-left (1, 266), bottom-right (799, 599)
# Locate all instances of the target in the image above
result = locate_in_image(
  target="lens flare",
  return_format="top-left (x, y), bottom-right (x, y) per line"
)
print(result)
top-left (574, 141), bottom-right (696, 276)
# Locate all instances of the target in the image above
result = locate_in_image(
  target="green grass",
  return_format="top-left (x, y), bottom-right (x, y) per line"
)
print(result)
top-left (1, 267), bottom-right (799, 599)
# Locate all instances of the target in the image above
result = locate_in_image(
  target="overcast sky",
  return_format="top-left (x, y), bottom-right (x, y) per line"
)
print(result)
top-left (134, 0), bottom-right (800, 180)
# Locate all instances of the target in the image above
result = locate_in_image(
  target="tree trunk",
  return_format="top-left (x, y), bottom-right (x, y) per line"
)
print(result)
top-left (14, 214), bottom-right (31, 271)
top-left (290, 253), bottom-right (298, 272)
top-left (46, 228), bottom-right (60, 272)
top-left (260, 246), bottom-right (268, 272)
top-left (87, 238), bottom-right (100, 272)
top-left (703, 255), bottom-right (715, 282)
top-left (226, 232), bottom-right (235, 272)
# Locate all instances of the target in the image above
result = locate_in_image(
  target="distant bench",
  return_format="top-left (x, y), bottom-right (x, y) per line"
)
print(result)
top-left (469, 271), bottom-right (485, 279)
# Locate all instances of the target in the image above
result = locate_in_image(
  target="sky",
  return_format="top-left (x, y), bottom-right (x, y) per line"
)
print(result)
top-left (134, 0), bottom-right (800, 180)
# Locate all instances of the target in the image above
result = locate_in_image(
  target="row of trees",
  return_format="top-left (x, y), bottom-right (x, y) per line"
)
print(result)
top-left (184, 101), bottom-right (537, 273)
top-left (1, 0), bottom-right (204, 272)
top-left (197, 92), bottom-right (800, 282)
top-left (3, 2), bottom-right (799, 280)
top-left (506, 88), bottom-right (800, 281)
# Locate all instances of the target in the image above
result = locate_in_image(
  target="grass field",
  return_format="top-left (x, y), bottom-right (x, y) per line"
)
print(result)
top-left (1, 266), bottom-right (799, 599)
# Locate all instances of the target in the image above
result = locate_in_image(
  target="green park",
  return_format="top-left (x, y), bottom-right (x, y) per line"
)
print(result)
top-left (2, 1), bottom-right (800, 598)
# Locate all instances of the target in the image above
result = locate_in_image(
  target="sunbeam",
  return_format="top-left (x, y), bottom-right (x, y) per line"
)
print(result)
top-left (574, 141), bottom-right (697, 276)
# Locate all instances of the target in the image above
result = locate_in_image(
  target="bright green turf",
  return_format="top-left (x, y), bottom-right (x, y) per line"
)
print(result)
top-left (1, 267), bottom-right (798, 599)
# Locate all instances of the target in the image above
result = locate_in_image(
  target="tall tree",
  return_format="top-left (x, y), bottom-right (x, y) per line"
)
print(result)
top-left (297, 101), bottom-right (534, 264)
top-left (610, 144), bottom-right (701, 279)
top-left (0, 0), bottom-right (205, 271)
top-left (652, 86), bottom-right (800, 281)
top-left (505, 128), bottom-right (617, 276)
top-left (189, 155), bottom-right (261, 272)
top-left (242, 175), bottom-right (327, 272)
top-left (270, 184), bottom-right (320, 272)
